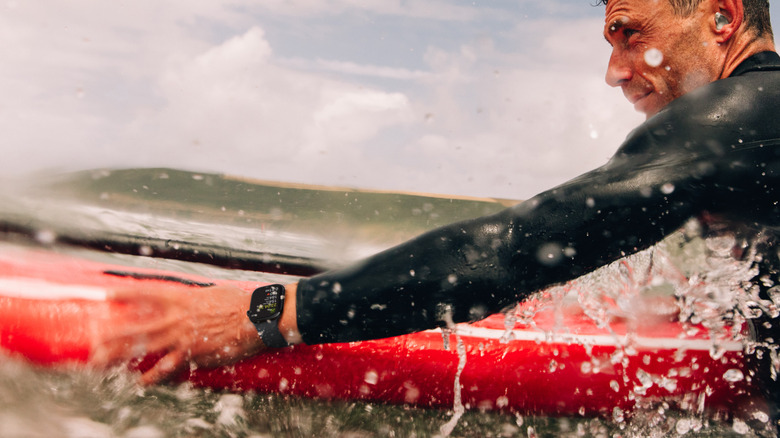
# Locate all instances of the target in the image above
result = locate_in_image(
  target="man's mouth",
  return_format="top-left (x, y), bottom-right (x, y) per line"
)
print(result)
top-left (626, 90), bottom-right (654, 115)
top-left (628, 91), bottom-right (651, 105)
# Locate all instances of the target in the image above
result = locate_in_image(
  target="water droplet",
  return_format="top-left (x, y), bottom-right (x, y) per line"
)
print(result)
top-left (644, 48), bottom-right (664, 67)
top-left (752, 410), bottom-right (770, 423)
top-left (660, 377), bottom-right (678, 392)
top-left (404, 384), bottom-right (420, 403)
top-left (661, 183), bottom-right (675, 194)
top-left (634, 369), bottom-right (653, 394)
top-left (732, 418), bottom-right (749, 434)
top-left (710, 343), bottom-right (727, 360)
top-left (536, 242), bottom-right (563, 266)
top-left (612, 406), bottom-right (624, 423)
top-left (35, 229), bottom-right (57, 245)
top-left (723, 368), bottom-right (744, 382)
top-left (676, 418), bottom-right (692, 434)
top-left (364, 370), bottom-right (379, 385)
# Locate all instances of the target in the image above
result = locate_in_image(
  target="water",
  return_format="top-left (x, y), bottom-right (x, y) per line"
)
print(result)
top-left (0, 355), bottom-right (764, 438)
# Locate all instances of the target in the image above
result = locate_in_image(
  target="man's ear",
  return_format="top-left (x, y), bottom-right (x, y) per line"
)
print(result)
top-left (712, 0), bottom-right (744, 42)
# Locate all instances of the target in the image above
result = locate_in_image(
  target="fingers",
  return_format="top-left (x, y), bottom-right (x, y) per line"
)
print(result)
top-left (92, 343), bottom-right (189, 386)
top-left (90, 312), bottom-right (186, 366)
top-left (140, 350), bottom-right (188, 385)
top-left (91, 341), bottom-right (188, 386)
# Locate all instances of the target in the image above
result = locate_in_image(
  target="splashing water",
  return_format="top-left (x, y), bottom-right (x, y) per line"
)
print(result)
top-left (501, 284), bottom-right (570, 344)
top-left (437, 333), bottom-right (467, 437)
top-left (498, 218), bottom-right (778, 435)
top-left (0, 353), bottom-right (761, 437)
top-left (437, 304), bottom-right (468, 437)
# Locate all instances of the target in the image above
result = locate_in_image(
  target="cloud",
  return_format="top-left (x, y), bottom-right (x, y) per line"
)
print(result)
top-left (0, 2), bottom-right (646, 200)
top-left (239, 0), bottom-right (486, 21)
top-left (311, 59), bottom-right (433, 81)
top-left (116, 28), bottom-right (415, 179)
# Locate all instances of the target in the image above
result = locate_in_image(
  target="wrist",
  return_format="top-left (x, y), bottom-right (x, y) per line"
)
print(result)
top-left (245, 282), bottom-right (302, 348)
top-left (279, 283), bottom-right (303, 345)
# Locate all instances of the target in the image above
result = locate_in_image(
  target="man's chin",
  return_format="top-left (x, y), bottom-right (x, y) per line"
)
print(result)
top-left (633, 94), bottom-right (662, 119)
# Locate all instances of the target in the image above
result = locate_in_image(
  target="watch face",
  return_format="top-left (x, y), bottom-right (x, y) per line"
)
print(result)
top-left (248, 284), bottom-right (285, 322)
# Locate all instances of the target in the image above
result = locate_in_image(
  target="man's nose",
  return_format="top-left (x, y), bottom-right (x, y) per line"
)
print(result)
top-left (605, 51), bottom-right (632, 87)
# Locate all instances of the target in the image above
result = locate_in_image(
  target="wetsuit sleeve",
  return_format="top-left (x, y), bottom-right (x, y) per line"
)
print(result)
top-left (295, 154), bottom-right (698, 344)
top-left (296, 71), bottom-right (780, 345)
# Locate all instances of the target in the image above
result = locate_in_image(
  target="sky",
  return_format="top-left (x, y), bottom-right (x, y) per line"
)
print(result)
top-left (1, 1), bottom-right (778, 200)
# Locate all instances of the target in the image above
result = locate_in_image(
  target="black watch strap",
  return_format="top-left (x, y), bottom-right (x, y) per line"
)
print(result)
top-left (254, 320), bottom-right (291, 348)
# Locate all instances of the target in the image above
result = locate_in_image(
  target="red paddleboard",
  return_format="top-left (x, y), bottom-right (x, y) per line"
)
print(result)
top-left (0, 244), bottom-right (756, 417)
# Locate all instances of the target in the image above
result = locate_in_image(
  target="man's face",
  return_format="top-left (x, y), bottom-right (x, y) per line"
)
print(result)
top-left (604, 0), bottom-right (719, 118)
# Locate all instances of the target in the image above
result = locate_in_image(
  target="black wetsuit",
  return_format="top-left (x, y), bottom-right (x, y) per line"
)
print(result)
top-left (296, 52), bottom-right (780, 348)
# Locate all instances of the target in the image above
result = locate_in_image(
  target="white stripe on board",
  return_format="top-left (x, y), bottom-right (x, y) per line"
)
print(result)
top-left (437, 325), bottom-right (746, 352)
top-left (0, 277), bottom-right (747, 353)
top-left (0, 278), bottom-right (108, 301)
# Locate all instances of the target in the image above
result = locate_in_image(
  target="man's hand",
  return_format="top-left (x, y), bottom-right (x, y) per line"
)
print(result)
top-left (91, 283), bottom-right (266, 385)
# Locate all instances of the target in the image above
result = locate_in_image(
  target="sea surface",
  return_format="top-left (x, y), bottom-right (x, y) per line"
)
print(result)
top-left (0, 324), bottom-right (766, 438)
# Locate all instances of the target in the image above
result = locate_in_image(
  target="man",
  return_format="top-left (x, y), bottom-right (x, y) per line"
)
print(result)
top-left (96, 0), bottom-right (780, 414)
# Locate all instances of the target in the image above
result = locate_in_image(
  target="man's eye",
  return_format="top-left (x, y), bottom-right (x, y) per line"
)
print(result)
top-left (624, 29), bottom-right (638, 39)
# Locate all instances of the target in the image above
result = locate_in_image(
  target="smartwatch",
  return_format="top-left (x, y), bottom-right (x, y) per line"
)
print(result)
top-left (247, 284), bottom-right (291, 348)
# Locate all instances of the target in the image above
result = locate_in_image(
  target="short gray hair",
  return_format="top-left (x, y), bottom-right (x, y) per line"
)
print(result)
top-left (596, 0), bottom-right (773, 38)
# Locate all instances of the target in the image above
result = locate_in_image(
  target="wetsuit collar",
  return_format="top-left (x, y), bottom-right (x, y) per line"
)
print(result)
top-left (729, 51), bottom-right (780, 77)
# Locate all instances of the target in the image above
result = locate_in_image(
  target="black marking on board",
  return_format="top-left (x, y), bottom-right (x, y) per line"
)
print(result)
top-left (102, 270), bottom-right (216, 287)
